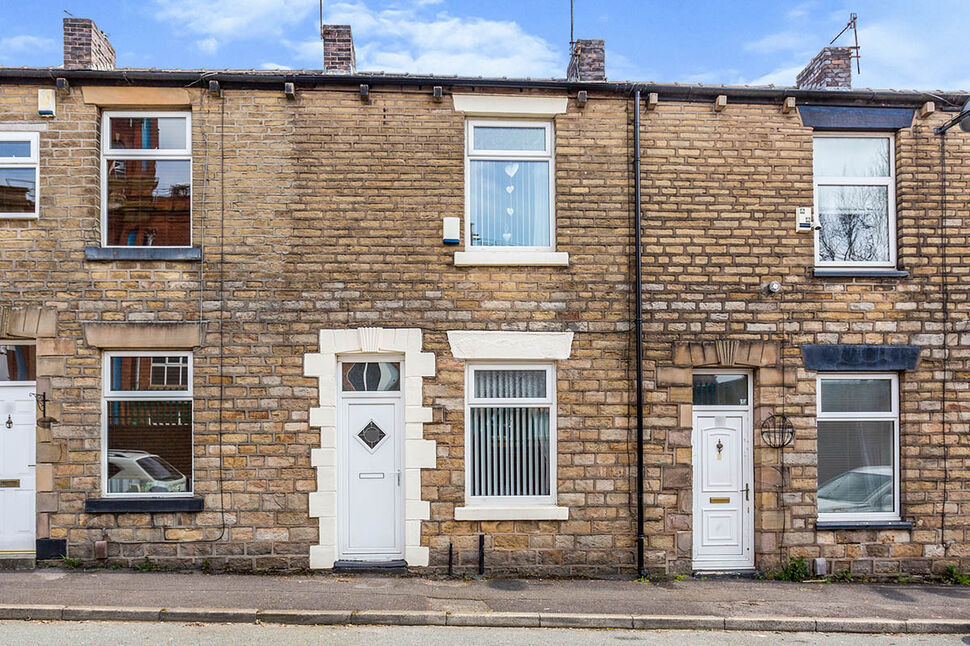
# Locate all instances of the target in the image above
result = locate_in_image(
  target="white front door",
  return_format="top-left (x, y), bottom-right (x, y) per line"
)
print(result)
top-left (0, 384), bottom-right (36, 554)
top-left (337, 359), bottom-right (404, 561)
top-left (692, 372), bottom-right (753, 571)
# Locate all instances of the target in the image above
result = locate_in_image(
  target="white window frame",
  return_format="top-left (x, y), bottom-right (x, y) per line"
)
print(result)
top-left (463, 119), bottom-right (556, 254)
top-left (816, 372), bottom-right (900, 522)
top-left (0, 131), bottom-right (40, 220)
top-left (102, 350), bottom-right (193, 498)
top-left (463, 361), bottom-right (557, 508)
top-left (100, 111), bottom-right (192, 248)
top-left (0, 339), bottom-right (36, 385)
top-left (813, 133), bottom-right (896, 270)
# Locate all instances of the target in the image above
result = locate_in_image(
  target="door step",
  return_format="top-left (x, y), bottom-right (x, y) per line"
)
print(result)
top-left (0, 554), bottom-right (35, 570)
top-left (333, 559), bottom-right (408, 574)
top-left (692, 568), bottom-right (757, 578)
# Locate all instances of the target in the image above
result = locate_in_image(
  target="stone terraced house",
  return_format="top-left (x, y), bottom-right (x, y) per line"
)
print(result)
top-left (0, 17), bottom-right (968, 578)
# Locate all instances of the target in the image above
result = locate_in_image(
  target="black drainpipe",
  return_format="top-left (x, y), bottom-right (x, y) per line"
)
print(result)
top-left (633, 90), bottom-right (646, 579)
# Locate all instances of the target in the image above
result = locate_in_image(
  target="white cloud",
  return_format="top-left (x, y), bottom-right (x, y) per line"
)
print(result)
top-left (196, 37), bottom-right (219, 54)
top-left (284, 1), bottom-right (563, 77)
top-left (153, 0), bottom-right (317, 44)
top-left (0, 35), bottom-right (55, 53)
top-left (260, 61), bottom-right (292, 70)
top-left (743, 31), bottom-right (811, 56)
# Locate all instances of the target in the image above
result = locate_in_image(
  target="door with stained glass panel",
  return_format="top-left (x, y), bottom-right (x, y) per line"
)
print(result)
top-left (336, 358), bottom-right (404, 562)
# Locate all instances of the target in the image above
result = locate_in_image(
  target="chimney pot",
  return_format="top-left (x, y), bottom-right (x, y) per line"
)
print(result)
top-left (63, 18), bottom-right (115, 70)
top-left (567, 39), bottom-right (606, 82)
top-left (796, 46), bottom-right (852, 90)
top-left (322, 25), bottom-right (356, 74)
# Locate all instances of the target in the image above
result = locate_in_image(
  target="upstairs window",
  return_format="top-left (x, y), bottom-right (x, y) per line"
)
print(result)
top-left (101, 112), bottom-right (191, 247)
top-left (813, 135), bottom-right (895, 268)
top-left (0, 132), bottom-right (40, 219)
top-left (465, 120), bottom-right (554, 250)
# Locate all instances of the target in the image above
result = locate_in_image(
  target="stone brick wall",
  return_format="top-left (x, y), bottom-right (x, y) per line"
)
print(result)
top-left (63, 18), bottom-right (115, 71)
top-left (796, 47), bottom-right (852, 89)
top-left (1, 79), bottom-right (967, 576)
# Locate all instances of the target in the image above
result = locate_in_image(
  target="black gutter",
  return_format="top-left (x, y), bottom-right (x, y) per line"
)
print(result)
top-left (633, 89), bottom-right (646, 579)
top-left (1, 67), bottom-right (966, 109)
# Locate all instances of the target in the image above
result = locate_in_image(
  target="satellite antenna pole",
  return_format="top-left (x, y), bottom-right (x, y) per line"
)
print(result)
top-left (830, 12), bottom-right (861, 74)
top-left (570, 0), bottom-right (575, 48)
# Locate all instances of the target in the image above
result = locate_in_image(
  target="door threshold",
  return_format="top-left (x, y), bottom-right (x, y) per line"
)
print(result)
top-left (692, 567), bottom-right (757, 578)
top-left (333, 559), bottom-right (408, 574)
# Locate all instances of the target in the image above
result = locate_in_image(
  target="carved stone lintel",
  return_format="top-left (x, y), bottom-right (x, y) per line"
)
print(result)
top-left (673, 340), bottom-right (780, 368)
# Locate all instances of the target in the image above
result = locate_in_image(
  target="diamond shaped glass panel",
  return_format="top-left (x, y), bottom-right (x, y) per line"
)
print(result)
top-left (357, 421), bottom-right (386, 450)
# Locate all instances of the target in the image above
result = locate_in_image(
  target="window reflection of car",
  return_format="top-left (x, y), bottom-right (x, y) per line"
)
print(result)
top-left (107, 450), bottom-right (186, 493)
top-left (818, 466), bottom-right (892, 514)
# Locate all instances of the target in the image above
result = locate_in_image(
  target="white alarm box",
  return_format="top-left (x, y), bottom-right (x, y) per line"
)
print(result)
top-left (795, 206), bottom-right (813, 233)
top-left (443, 217), bottom-right (460, 244)
top-left (38, 89), bottom-right (55, 117)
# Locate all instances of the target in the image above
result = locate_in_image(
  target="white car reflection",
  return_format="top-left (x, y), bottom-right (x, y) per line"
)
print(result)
top-left (107, 450), bottom-right (187, 493)
top-left (818, 466), bottom-right (892, 514)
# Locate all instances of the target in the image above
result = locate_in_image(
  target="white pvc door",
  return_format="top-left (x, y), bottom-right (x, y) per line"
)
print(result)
top-left (692, 371), bottom-right (753, 570)
top-left (0, 384), bottom-right (36, 553)
top-left (338, 368), bottom-right (404, 561)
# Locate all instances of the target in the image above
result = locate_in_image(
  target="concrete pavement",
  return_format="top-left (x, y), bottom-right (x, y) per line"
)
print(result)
top-left (2, 569), bottom-right (970, 633)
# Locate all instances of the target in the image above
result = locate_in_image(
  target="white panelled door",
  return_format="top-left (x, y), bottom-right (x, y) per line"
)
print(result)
top-left (692, 372), bottom-right (753, 571)
top-left (337, 361), bottom-right (404, 561)
top-left (0, 384), bottom-right (36, 554)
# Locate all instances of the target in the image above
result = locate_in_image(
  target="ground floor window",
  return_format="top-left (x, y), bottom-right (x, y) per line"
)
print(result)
top-left (816, 373), bottom-right (899, 521)
top-left (465, 363), bottom-right (556, 505)
top-left (103, 351), bottom-right (192, 496)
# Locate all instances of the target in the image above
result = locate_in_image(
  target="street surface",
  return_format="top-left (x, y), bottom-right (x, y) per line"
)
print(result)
top-left (0, 621), bottom-right (964, 645)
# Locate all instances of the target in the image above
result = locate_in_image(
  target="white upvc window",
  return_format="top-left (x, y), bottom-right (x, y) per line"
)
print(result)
top-left (0, 131), bottom-right (40, 219)
top-left (464, 120), bottom-right (555, 252)
top-left (813, 133), bottom-right (896, 269)
top-left (102, 351), bottom-right (193, 497)
top-left (816, 372), bottom-right (899, 522)
top-left (100, 112), bottom-right (192, 248)
top-left (464, 362), bottom-right (557, 507)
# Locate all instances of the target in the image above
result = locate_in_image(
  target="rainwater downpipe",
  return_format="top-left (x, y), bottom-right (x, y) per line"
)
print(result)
top-left (633, 90), bottom-right (646, 578)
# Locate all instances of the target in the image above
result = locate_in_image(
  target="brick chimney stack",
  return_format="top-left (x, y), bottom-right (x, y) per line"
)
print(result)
top-left (567, 39), bottom-right (606, 82)
top-left (322, 25), bottom-right (356, 74)
top-left (796, 47), bottom-right (852, 90)
top-left (63, 18), bottom-right (116, 70)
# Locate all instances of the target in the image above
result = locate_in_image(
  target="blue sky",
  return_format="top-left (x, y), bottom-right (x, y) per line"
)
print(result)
top-left (2, 1), bottom-right (969, 90)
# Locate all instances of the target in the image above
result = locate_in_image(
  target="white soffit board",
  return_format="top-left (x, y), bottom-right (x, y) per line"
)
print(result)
top-left (452, 94), bottom-right (568, 117)
top-left (447, 331), bottom-right (574, 360)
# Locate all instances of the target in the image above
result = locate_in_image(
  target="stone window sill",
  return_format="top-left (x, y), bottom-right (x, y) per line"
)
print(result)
top-left (84, 497), bottom-right (204, 514)
top-left (454, 251), bottom-right (569, 267)
top-left (454, 505), bottom-right (569, 521)
top-left (84, 247), bottom-right (202, 261)
top-left (815, 520), bottom-right (912, 531)
top-left (813, 268), bottom-right (909, 278)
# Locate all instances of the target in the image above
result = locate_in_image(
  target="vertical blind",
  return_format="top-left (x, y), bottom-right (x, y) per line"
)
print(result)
top-left (469, 368), bottom-right (551, 498)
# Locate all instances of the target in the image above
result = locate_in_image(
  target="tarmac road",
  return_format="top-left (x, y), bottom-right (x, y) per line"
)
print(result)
top-left (0, 621), bottom-right (964, 646)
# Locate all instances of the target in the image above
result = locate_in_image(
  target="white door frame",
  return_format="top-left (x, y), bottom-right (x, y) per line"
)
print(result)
top-left (0, 379), bottom-right (37, 555)
top-left (691, 369), bottom-right (754, 571)
top-left (336, 354), bottom-right (405, 561)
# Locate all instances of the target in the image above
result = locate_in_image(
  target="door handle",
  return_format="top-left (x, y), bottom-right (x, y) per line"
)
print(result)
top-left (394, 471), bottom-right (401, 486)
top-left (742, 483), bottom-right (750, 501)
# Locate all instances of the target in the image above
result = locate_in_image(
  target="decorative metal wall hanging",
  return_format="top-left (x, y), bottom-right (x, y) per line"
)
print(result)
top-left (760, 414), bottom-right (795, 448)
